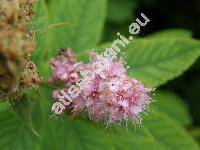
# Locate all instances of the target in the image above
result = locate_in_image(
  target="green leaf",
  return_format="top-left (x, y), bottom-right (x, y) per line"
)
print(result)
top-left (142, 111), bottom-right (199, 150)
top-left (107, 0), bottom-right (137, 23)
top-left (108, 111), bottom-right (199, 150)
top-left (31, 0), bottom-right (51, 61)
top-left (31, 0), bottom-right (49, 31)
top-left (152, 91), bottom-right (192, 126)
top-left (97, 38), bottom-right (200, 87)
top-left (40, 116), bottom-right (115, 150)
top-left (33, 0), bottom-right (107, 62)
top-left (125, 38), bottom-right (200, 87)
top-left (39, 110), bottom-right (199, 150)
top-left (49, 0), bottom-right (107, 50)
top-left (10, 91), bottom-right (40, 137)
top-left (33, 0), bottom-right (107, 78)
top-left (0, 103), bottom-right (39, 150)
top-left (147, 29), bottom-right (193, 38)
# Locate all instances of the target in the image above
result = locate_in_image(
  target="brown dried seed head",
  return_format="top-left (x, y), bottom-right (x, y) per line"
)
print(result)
top-left (0, 0), bottom-right (40, 101)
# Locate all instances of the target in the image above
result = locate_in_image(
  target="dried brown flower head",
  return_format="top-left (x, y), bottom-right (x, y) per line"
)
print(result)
top-left (0, 0), bottom-right (40, 101)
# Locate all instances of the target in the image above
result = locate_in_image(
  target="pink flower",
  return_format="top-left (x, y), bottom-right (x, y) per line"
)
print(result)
top-left (49, 49), bottom-right (153, 125)
top-left (70, 72), bottom-right (78, 82)
top-left (49, 48), bottom-right (83, 85)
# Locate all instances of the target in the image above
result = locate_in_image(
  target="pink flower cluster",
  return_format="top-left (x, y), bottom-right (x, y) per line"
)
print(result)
top-left (49, 48), bottom-right (153, 124)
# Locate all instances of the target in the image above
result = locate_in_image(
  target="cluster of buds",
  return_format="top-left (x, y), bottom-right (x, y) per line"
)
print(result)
top-left (0, 0), bottom-right (40, 101)
top-left (49, 48), bottom-right (153, 125)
